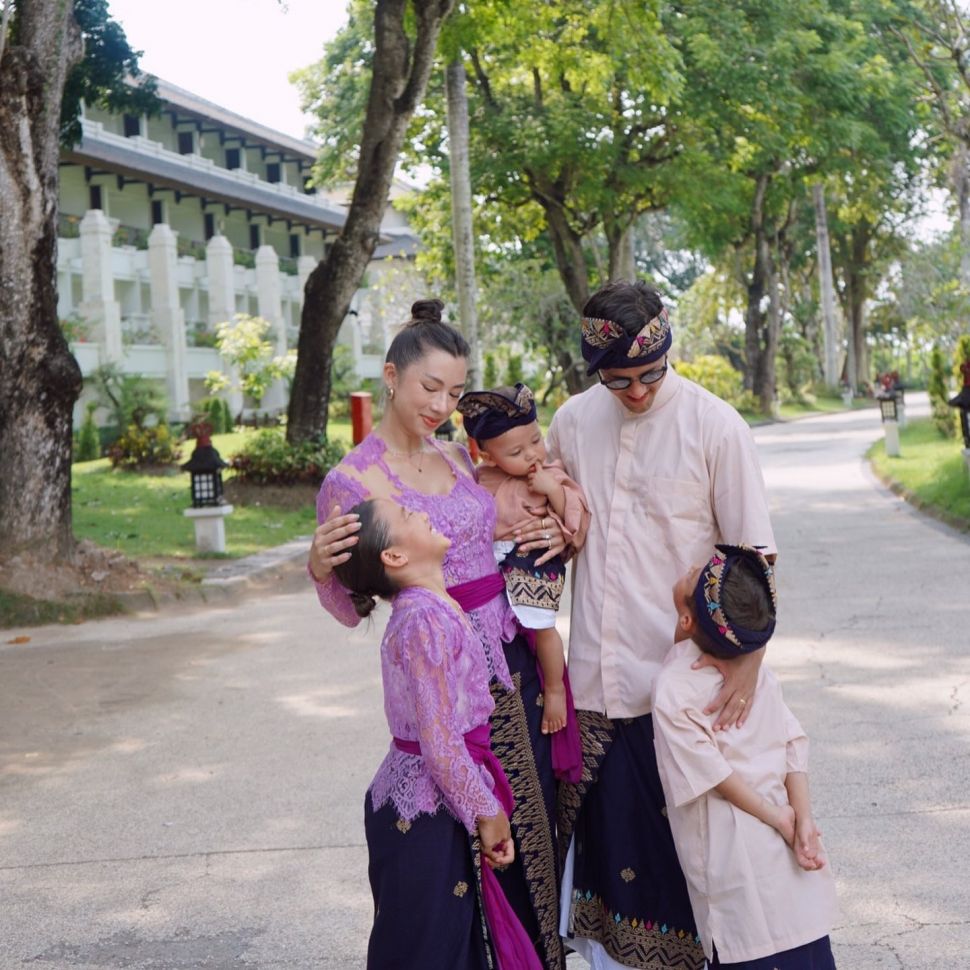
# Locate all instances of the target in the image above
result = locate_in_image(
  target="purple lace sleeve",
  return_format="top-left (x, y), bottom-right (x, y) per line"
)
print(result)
top-left (311, 467), bottom-right (369, 627)
top-left (401, 607), bottom-right (501, 833)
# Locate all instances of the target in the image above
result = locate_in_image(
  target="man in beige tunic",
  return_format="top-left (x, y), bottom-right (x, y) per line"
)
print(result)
top-left (547, 279), bottom-right (776, 970)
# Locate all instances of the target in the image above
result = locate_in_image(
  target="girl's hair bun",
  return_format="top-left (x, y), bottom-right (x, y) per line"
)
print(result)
top-left (349, 590), bottom-right (378, 619)
top-left (410, 298), bottom-right (444, 326)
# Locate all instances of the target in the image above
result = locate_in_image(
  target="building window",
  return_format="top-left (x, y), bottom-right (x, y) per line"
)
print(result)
top-left (151, 200), bottom-right (164, 226)
top-left (289, 233), bottom-right (300, 259)
top-left (89, 185), bottom-right (103, 210)
top-left (123, 114), bottom-right (141, 138)
top-left (204, 213), bottom-right (216, 240)
top-left (177, 131), bottom-right (195, 155)
top-left (226, 148), bottom-right (241, 170)
top-left (249, 224), bottom-right (261, 250)
top-left (266, 162), bottom-right (281, 184)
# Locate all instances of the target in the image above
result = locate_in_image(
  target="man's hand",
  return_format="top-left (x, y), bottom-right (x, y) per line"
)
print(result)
top-left (693, 648), bottom-right (764, 730)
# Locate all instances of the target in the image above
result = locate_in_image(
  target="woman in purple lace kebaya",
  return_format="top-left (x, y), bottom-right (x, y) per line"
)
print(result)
top-left (308, 300), bottom-right (569, 968)
top-left (331, 497), bottom-right (540, 970)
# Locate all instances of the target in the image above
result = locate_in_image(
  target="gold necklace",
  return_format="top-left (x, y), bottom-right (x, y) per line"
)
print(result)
top-left (383, 440), bottom-right (430, 473)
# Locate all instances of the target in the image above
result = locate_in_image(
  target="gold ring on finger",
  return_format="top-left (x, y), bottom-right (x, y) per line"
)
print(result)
top-left (738, 697), bottom-right (747, 706)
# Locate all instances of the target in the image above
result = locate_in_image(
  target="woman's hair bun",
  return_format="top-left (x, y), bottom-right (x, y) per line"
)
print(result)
top-left (349, 589), bottom-right (378, 619)
top-left (410, 298), bottom-right (444, 326)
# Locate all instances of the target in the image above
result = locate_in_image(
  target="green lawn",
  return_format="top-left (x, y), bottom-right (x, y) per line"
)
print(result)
top-left (868, 418), bottom-right (970, 528)
top-left (70, 427), bottom-right (335, 560)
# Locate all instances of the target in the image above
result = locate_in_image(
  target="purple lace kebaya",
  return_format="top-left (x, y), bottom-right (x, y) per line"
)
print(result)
top-left (313, 433), bottom-right (516, 688)
top-left (369, 586), bottom-right (501, 830)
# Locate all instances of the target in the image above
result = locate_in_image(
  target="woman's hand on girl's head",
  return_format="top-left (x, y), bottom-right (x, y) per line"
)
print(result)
top-left (478, 811), bottom-right (514, 869)
top-left (308, 504), bottom-right (361, 581)
top-left (513, 516), bottom-right (566, 567)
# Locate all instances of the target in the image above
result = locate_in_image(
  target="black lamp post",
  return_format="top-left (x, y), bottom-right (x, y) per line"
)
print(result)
top-left (876, 384), bottom-right (901, 457)
top-left (181, 425), bottom-right (228, 507)
top-left (948, 360), bottom-right (970, 451)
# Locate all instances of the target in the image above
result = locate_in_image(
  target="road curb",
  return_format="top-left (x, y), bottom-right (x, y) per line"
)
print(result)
top-left (116, 535), bottom-right (313, 614)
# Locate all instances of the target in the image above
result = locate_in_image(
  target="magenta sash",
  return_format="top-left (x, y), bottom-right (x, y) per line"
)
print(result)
top-left (448, 572), bottom-right (583, 784)
top-left (447, 571), bottom-right (507, 612)
top-left (393, 725), bottom-right (541, 970)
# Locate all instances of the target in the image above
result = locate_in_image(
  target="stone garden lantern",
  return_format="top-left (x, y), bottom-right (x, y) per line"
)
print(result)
top-left (876, 383), bottom-right (901, 458)
top-left (181, 424), bottom-right (233, 553)
top-left (948, 360), bottom-right (970, 483)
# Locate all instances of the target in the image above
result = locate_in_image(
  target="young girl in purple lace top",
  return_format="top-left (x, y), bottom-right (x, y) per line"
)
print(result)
top-left (333, 496), bottom-right (541, 970)
top-left (308, 300), bottom-right (571, 968)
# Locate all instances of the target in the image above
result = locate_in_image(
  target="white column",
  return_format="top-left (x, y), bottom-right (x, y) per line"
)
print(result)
top-left (256, 244), bottom-right (286, 412)
top-left (206, 234), bottom-right (243, 418)
top-left (297, 254), bottom-right (317, 296)
top-left (206, 234), bottom-right (236, 326)
top-left (78, 209), bottom-right (123, 362)
top-left (149, 223), bottom-right (191, 419)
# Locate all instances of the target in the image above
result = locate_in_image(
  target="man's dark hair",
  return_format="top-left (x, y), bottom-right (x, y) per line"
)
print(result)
top-left (582, 280), bottom-right (664, 338)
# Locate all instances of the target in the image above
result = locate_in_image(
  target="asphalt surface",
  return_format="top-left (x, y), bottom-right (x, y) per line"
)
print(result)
top-left (1, 393), bottom-right (967, 970)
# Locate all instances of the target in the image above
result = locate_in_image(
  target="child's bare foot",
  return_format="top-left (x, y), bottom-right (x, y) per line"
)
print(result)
top-left (541, 683), bottom-right (567, 734)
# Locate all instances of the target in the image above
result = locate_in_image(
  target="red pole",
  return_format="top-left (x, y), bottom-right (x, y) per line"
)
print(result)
top-left (350, 391), bottom-right (373, 445)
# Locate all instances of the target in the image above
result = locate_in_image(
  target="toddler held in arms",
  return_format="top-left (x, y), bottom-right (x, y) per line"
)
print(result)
top-left (458, 383), bottom-right (590, 738)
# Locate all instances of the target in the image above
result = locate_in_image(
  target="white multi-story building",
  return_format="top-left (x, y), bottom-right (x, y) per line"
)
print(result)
top-left (58, 78), bottom-right (421, 423)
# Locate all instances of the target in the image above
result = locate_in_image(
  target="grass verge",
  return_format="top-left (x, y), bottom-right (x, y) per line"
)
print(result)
top-left (0, 590), bottom-right (124, 629)
top-left (868, 417), bottom-right (970, 531)
top-left (70, 427), bottom-right (327, 560)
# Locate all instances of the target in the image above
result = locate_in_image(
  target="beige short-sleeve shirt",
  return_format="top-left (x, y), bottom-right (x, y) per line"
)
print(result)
top-left (652, 640), bottom-right (838, 963)
top-left (546, 369), bottom-right (776, 718)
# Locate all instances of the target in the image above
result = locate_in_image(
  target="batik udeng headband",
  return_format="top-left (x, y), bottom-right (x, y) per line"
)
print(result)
top-left (693, 544), bottom-right (777, 654)
top-left (457, 383), bottom-right (537, 443)
top-left (580, 307), bottom-right (672, 374)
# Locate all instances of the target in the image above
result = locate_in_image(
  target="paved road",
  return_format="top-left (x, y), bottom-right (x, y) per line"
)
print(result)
top-left (1, 395), bottom-right (967, 970)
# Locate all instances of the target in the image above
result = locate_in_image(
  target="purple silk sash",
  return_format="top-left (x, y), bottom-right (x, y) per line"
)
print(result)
top-left (447, 572), bottom-right (583, 784)
top-left (393, 726), bottom-right (541, 970)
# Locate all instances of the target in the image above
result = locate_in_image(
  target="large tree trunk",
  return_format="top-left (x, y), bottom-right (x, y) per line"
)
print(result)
top-left (812, 183), bottom-right (840, 388)
top-left (740, 174), bottom-right (779, 415)
top-left (287, 0), bottom-right (454, 444)
top-left (834, 221), bottom-right (871, 390)
top-left (528, 169), bottom-right (589, 315)
top-left (605, 219), bottom-right (636, 282)
top-left (953, 144), bottom-right (970, 289)
top-left (0, 1), bottom-right (84, 559)
top-left (445, 58), bottom-right (482, 385)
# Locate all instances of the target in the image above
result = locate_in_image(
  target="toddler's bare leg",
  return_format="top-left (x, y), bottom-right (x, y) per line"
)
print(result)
top-left (536, 627), bottom-right (567, 734)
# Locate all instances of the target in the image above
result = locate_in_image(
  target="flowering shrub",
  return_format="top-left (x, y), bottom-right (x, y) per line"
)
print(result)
top-left (229, 429), bottom-right (345, 485)
top-left (675, 355), bottom-right (745, 408)
top-left (108, 423), bottom-right (182, 470)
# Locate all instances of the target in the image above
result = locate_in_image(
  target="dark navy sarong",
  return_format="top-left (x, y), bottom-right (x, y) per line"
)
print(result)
top-left (711, 935), bottom-right (837, 969)
top-left (364, 794), bottom-right (490, 970)
top-left (560, 712), bottom-right (705, 970)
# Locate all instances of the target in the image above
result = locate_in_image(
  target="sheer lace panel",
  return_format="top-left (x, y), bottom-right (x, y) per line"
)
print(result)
top-left (369, 588), bottom-right (500, 831)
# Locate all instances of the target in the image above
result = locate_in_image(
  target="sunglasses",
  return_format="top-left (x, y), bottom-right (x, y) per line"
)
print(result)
top-left (598, 357), bottom-right (668, 391)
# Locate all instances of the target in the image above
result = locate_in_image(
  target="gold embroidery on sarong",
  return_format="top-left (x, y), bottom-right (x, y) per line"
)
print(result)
top-left (490, 676), bottom-right (564, 969)
top-left (395, 818), bottom-right (411, 834)
top-left (621, 867), bottom-right (636, 882)
top-left (556, 709), bottom-right (616, 870)
top-left (570, 892), bottom-right (705, 970)
top-left (453, 881), bottom-right (468, 898)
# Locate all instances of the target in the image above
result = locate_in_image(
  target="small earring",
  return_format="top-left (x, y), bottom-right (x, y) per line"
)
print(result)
top-left (387, 386), bottom-right (395, 400)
